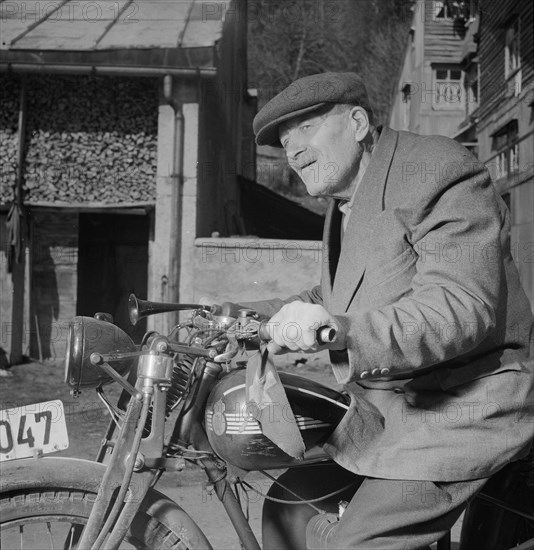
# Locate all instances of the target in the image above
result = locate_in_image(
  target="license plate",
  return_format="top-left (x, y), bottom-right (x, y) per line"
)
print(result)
top-left (0, 400), bottom-right (69, 462)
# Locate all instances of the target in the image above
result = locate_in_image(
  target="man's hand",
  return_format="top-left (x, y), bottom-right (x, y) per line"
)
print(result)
top-left (263, 302), bottom-right (346, 354)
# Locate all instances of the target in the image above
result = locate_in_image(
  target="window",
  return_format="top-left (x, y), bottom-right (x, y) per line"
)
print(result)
top-left (505, 19), bottom-right (521, 77)
top-left (433, 1), bottom-right (451, 20)
top-left (492, 120), bottom-right (519, 180)
top-left (465, 75), bottom-right (479, 116)
top-left (433, 66), bottom-right (463, 108)
top-left (433, 1), bottom-right (474, 22)
top-left (463, 143), bottom-right (478, 158)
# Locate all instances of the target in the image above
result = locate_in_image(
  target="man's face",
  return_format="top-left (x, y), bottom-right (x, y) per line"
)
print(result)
top-left (278, 106), bottom-right (364, 199)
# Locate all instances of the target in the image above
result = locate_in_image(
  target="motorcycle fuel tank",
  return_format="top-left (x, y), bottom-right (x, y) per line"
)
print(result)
top-left (205, 369), bottom-right (349, 470)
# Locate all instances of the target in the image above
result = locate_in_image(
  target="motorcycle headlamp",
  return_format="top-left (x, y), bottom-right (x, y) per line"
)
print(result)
top-left (64, 316), bottom-right (136, 394)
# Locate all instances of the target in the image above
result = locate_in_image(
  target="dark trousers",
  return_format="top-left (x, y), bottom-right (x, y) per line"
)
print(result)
top-left (262, 463), bottom-right (487, 550)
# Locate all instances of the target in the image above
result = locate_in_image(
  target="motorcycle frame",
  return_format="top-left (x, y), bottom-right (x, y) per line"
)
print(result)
top-left (88, 339), bottom-right (263, 550)
top-left (87, 345), bottom-right (534, 550)
top-left (63, 307), bottom-right (534, 550)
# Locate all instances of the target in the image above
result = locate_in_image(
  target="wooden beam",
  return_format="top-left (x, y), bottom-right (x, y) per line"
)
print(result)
top-left (9, 76), bottom-right (27, 365)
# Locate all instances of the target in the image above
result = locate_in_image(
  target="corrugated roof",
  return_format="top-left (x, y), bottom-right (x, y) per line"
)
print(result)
top-left (0, 0), bottom-right (231, 58)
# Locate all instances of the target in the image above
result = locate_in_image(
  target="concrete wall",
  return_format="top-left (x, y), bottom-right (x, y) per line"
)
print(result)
top-left (191, 238), bottom-right (323, 304)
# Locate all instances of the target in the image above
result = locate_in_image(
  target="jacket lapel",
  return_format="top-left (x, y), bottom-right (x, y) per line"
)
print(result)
top-left (330, 127), bottom-right (399, 312)
top-left (321, 200), bottom-right (341, 310)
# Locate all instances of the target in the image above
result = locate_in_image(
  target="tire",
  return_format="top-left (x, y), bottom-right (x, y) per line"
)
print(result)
top-left (0, 458), bottom-right (212, 550)
top-left (0, 486), bottom-right (210, 550)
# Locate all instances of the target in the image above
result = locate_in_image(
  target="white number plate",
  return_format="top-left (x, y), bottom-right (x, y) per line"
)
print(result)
top-left (0, 400), bottom-right (69, 462)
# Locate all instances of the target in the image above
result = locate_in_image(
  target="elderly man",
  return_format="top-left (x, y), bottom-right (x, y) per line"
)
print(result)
top-left (236, 72), bottom-right (534, 549)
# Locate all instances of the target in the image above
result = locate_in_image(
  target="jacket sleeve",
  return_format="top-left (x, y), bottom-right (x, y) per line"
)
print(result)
top-left (334, 141), bottom-right (504, 383)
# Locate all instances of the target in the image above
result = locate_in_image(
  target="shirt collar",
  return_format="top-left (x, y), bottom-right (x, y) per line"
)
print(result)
top-left (337, 125), bottom-right (382, 216)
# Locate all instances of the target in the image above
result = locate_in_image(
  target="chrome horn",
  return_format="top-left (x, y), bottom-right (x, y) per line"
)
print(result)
top-left (128, 294), bottom-right (206, 325)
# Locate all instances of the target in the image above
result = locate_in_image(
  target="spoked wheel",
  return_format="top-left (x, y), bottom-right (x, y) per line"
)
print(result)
top-left (1, 487), bottom-right (209, 550)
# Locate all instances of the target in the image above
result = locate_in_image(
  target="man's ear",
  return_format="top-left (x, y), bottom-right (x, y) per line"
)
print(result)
top-left (349, 107), bottom-right (370, 142)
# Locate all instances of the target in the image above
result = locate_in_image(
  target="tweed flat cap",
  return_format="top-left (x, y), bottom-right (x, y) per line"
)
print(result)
top-left (253, 72), bottom-right (373, 147)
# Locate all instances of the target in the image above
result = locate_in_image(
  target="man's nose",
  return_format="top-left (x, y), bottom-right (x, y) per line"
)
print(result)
top-left (286, 139), bottom-right (306, 160)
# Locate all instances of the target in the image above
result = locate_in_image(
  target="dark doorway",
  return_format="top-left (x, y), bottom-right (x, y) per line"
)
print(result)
top-left (77, 212), bottom-right (148, 343)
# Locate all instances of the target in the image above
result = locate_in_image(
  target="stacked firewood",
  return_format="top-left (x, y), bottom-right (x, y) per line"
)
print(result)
top-left (1, 74), bottom-right (158, 205)
top-left (0, 77), bottom-right (19, 204)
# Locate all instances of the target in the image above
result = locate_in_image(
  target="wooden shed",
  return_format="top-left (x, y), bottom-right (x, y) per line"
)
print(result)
top-left (0, 0), bottom-right (257, 363)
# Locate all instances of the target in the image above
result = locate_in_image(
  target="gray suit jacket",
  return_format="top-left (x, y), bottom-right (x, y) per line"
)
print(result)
top-left (248, 127), bottom-right (534, 481)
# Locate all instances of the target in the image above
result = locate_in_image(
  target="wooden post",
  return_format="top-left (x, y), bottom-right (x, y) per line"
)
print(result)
top-left (9, 76), bottom-right (27, 365)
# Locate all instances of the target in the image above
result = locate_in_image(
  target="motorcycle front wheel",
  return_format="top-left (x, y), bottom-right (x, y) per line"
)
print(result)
top-left (1, 486), bottom-right (214, 550)
top-left (1, 457), bottom-right (212, 550)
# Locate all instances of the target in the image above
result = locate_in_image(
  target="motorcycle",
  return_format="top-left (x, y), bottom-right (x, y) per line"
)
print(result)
top-left (1, 295), bottom-right (533, 550)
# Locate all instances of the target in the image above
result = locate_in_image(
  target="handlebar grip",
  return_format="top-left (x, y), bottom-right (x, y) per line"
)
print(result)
top-left (316, 326), bottom-right (337, 344)
top-left (258, 321), bottom-right (337, 345)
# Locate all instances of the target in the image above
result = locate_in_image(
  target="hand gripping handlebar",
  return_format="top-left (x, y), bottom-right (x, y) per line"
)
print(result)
top-left (257, 320), bottom-right (337, 346)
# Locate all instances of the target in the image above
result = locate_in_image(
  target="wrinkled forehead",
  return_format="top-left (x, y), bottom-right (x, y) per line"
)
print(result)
top-left (278, 104), bottom-right (337, 142)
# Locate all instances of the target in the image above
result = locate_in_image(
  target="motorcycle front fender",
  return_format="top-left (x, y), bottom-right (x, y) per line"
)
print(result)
top-left (0, 456), bottom-right (213, 550)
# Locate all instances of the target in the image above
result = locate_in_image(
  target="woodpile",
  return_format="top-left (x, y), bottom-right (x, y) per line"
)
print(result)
top-left (0, 75), bottom-right (158, 205)
top-left (0, 76), bottom-right (19, 204)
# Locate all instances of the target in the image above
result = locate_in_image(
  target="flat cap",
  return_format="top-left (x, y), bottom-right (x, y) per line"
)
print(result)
top-left (253, 72), bottom-right (373, 147)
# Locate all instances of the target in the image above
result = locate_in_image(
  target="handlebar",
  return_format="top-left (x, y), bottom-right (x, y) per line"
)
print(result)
top-left (257, 320), bottom-right (337, 345)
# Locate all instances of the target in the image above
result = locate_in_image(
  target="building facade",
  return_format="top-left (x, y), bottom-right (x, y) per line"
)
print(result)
top-left (0, 0), bottom-right (256, 362)
top-left (473, 0), bottom-right (533, 310)
top-left (389, 0), bottom-right (470, 139)
top-left (0, 0), bottom-right (325, 365)
top-left (390, 0), bottom-right (534, 310)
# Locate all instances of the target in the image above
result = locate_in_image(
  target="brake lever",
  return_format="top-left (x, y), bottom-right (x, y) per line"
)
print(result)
top-left (212, 316), bottom-right (337, 363)
top-left (213, 329), bottom-right (240, 362)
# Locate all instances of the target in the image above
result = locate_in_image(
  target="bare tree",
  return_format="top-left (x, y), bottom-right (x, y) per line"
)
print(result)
top-left (248, 0), bottom-right (414, 122)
